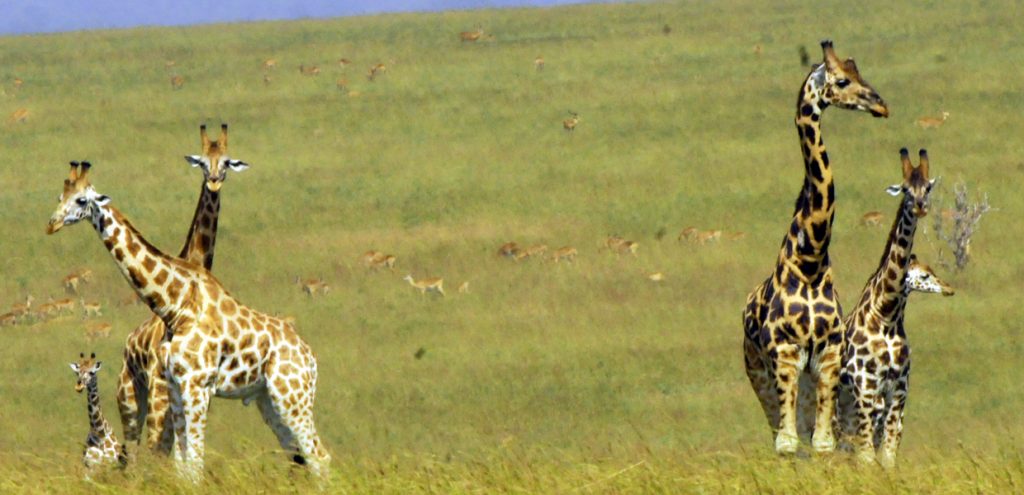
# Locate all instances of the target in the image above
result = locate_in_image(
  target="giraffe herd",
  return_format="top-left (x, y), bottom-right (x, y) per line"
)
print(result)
top-left (26, 39), bottom-right (958, 482)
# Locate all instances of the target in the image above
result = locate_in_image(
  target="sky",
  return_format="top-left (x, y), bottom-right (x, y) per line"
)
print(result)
top-left (0, 0), bottom-right (601, 36)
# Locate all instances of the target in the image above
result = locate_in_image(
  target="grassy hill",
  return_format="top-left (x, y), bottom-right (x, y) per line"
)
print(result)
top-left (1, 0), bottom-right (1021, 492)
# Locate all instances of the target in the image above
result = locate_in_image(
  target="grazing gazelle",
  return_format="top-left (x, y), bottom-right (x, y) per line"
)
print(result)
top-left (262, 58), bottom-right (277, 70)
top-left (85, 322), bottom-right (113, 342)
top-left (299, 64), bottom-right (321, 76)
top-left (8, 108), bottom-right (29, 123)
top-left (514, 244), bottom-right (548, 261)
top-left (368, 63), bottom-right (386, 81)
top-left (647, 272), bottom-right (665, 282)
top-left (915, 111), bottom-right (949, 129)
top-left (563, 111), bottom-right (580, 131)
top-left (403, 275), bottom-right (445, 296)
top-left (81, 300), bottom-right (102, 318)
top-left (53, 297), bottom-right (76, 314)
top-left (296, 276), bottom-right (330, 296)
top-left (696, 230), bottom-right (722, 245)
top-left (170, 75), bottom-right (184, 90)
top-left (9, 295), bottom-right (33, 321)
top-left (677, 227), bottom-right (698, 242)
top-left (458, 281), bottom-right (470, 294)
top-left (460, 27), bottom-right (484, 42)
top-left (551, 246), bottom-right (578, 263)
top-left (605, 236), bottom-right (638, 256)
top-left (534, 56), bottom-right (544, 71)
top-left (497, 241), bottom-right (520, 258)
top-left (860, 211), bottom-right (884, 227)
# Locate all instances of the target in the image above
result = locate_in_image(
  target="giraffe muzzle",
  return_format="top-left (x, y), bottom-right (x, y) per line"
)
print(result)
top-left (206, 178), bottom-right (223, 192)
top-left (46, 219), bottom-right (64, 234)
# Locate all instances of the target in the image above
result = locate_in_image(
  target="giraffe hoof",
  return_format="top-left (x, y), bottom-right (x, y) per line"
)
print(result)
top-left (775, 433), bottom-right (800, 455)
top-left (812, 433), bottom-right (836, 453)
top-left (292, 454), bottom-right (307, 465)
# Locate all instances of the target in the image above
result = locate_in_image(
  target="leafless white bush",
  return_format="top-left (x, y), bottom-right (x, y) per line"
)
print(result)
top-left (932, 180), bottom-right (993, 271)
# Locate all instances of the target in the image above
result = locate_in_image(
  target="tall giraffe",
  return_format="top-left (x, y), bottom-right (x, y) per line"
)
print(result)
top-left (48, 162), bottom-right (329, 480)
top-left (69, 352), bottom-right (128, 478)
top-left (742, 40), bottom-right (889, 454)
top-left (116, 124), bottom-right (249, 454)
top-left (838, 149), bottom-right (947, 467)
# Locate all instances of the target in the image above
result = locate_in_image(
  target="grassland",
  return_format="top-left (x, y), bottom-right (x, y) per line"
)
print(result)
top-left (0, 0), bottom-right (1022, 492)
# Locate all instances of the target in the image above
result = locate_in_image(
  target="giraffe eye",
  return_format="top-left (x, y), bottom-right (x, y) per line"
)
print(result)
top-left (836, 79), bottom-right (851, 88)
top-left (75, 197), bottom-right (88, 206)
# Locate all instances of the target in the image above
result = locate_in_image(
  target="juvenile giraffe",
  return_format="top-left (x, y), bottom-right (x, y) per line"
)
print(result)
top-left (70, 352), bottom-right (127, 477)
top-left (838, 149), bottom-right (946, 467)
top-left (116, 124), bottom-right (249, 454)
top-left (742, 40), bottom-right (888, 454)
top-left (48, 162), bottom-right (329, 481)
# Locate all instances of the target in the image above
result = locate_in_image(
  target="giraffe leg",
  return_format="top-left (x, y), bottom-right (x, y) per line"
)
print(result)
top-left (796, 368), bottom-right (817, 443)
top-left (175, 378), bottom-right (211, 482)
top-left (146, 361), bottom-right (175, 455)
top-left (266, 360), bottom-right (331, 478)
top-left (254, 390), bottom-right (298, 453)
top-left (772, 343), bottom-right (803, 454)
top-left (116, 358), bottom-right (142, 445)
top-left (811, 333), bottom-right (842, 453)
top-left (836, 365), bottom-right (857, 453)
top-left (850, 374), bottom-right (879, 464)
top-left (879, 371), bottom-right (908, 469)
top-left (743, 336), bottom-right (779, 438)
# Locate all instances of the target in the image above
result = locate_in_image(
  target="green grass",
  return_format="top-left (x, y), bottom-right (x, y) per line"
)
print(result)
top-left (1, 0), bottom-right (1022, 492)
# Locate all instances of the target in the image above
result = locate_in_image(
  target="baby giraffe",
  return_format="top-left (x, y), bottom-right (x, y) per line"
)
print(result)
top-left (70, 352), bottom-right (127, 477)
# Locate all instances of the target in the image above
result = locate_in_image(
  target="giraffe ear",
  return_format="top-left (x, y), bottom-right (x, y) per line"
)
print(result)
top-left (94, 195), bottom-right (111, 206)
top-left (69, 363), bottom-right (79, 373)
top-left (185, 155), bottom-right (203, 167)
top-left (94, 361), bottom-right (102, 371)
top-left (225, 159), bottom-right (250, 172)
top-left (886, 185), bottom-right (902, 196)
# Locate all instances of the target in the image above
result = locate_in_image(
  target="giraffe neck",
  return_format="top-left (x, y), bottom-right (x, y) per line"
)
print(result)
top-left (90, 204), bottom-right (194, 323)
top-left (870, 195), bottom-right (919, 307)
top-left (85, 378), bottom-right (109, 436)
top-left (178, 183), bottom-right (220, 271)
top-left (778, 71), bottom-right (833, 280)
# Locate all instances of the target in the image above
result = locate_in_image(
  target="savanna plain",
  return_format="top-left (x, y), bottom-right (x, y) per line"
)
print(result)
top-left (1, 0), bottom-right (1022, 492)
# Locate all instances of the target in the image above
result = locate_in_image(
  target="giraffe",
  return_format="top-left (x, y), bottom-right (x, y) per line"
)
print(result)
top-left (742, 40), bottom-right (889, 455)
top-left (69, 352), bottom-right (128, 478)
top-left (116, 124), bottom-right (249, 455)
top-left (47, 162), bottom-right (329, 481)
top-left (837, 149), bottom-right (946, 468)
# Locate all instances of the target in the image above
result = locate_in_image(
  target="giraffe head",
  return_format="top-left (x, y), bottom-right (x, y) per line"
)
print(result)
top-left (905, 255), bottom-right (955, 296)
top-left (810, 40), bottom-right (888, 118)
top-left (886, 148), bottom-right (935, 217)
top-left (46, 161), bottom-right (110, 235)
top-left (69, 352), bottom-right (102, 393)
top-left (184, 124), bottom-right (249, 193)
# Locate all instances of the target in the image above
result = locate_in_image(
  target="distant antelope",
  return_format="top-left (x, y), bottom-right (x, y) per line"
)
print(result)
top-left (916, 111), bottom-right (949, 129)
top-left (0, 312), bottom-right (17, 326)
top-left (696, 230), bottom-right (722, 245)
top-left (10, 295), bottom-right (34, 320)
top-left (403, 275), bottom-right (445, 296)
top-left (753, 44), bottom-right (763, 56)
top-left (53, 297), bottom-right (76, 314)
top-left (116, 293), bottom-right (141, 307)
top-left (85, 322), bottom-right (113, 342)
top-left (164, 60), bottom-right (176, 69)
top-left (81, 300), bottom-right (102, 318)
top-left (32, 302), bottom-right (58, 321)
top-left (458, 281), bottom-right (470, 294)
top-left (338, 58), bottom-right (352, 66)
top-left (263, 74), bottom-right (272, 86)
top-left (605, 236), bottom-right (638, 256)
top-left (337, 78), bottom-right (349, 91)
top-left (8, 108), bottom-right (29, 123)
top-left (534, 56), bottom-right (544, 71)
top-left (514, 244), bottom-right (548, 262)
top-left (362, 250), bottom-right (383, 268)
top-left (299, 64), bottom-right (321, 76)
top-left (63, 273), bottom-right (84, 294)
top-left (563, 111), bottom-right (580, 131)
top-left (677, 227), bottom-right (698, 242)
top-left (647, 272), bottom-right (665, 282)
top-left (551, 246), bottom-right (578, 263)
top-left (860, 211), bottom-right (884, 227)
top-left (367, 63), bottom-right (386, 81)
top-left (497, 241), bottom-right (520, 258)
top-left (13, 77), bottom-right (24, 89)
top-left (170, 75), bottom-right (184, 90)
top-left (262, 58), bottom-right (277, 70)
top-left (460, 27), bottom-right (484, 42)
top-left (296, 276), bottom-right (329, 296)
top-left (662, 24), bottom-right (672, 35)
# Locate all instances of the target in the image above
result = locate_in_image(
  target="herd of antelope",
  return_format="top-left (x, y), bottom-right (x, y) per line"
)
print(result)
top-left (0, 268), bottom-right (110, 340)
